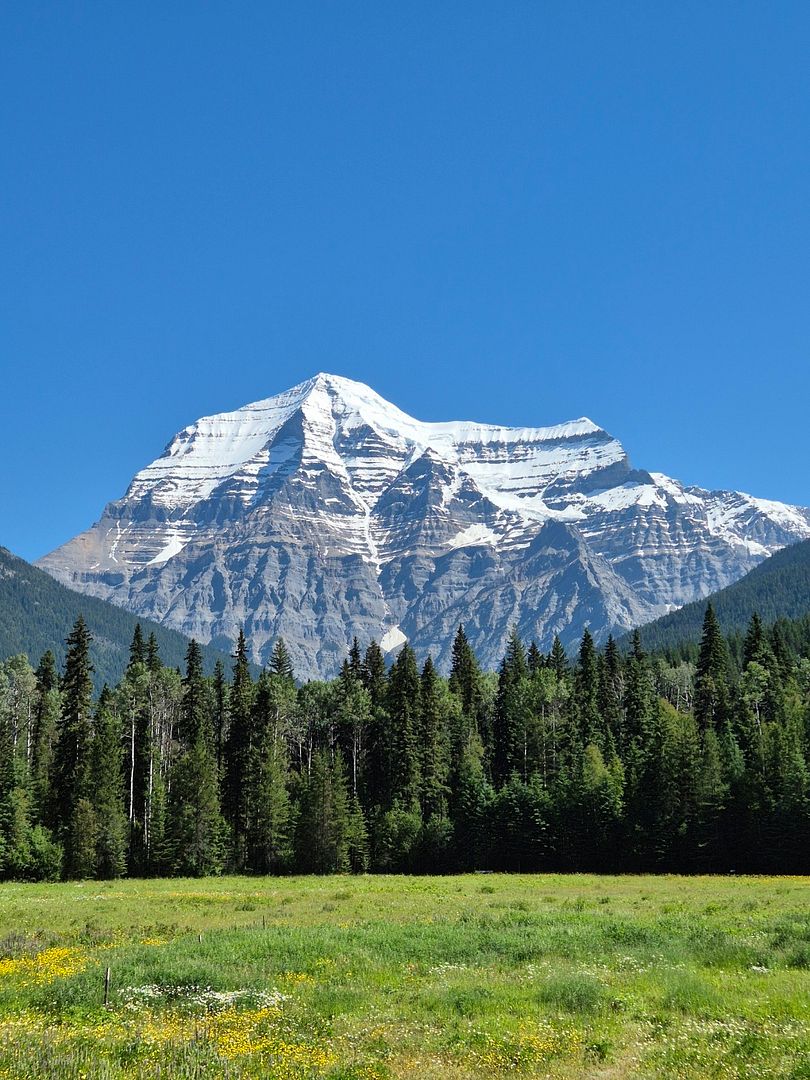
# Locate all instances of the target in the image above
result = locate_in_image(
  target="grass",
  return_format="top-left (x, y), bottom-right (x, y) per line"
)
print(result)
top-left (0, 873), bottom-right (807, 1077)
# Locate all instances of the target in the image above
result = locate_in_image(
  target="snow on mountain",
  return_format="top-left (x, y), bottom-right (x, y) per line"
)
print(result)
top-left (38, 373), bottom-right (810, 679)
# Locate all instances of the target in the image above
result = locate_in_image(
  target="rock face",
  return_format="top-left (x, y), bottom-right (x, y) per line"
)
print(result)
top-left (38, 373), bottom-right (810, 679)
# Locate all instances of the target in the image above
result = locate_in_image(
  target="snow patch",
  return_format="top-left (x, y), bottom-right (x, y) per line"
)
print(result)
top-left (380, 627), bottom-right (407, 654)
top-left (446, 523), bottom-right (500, 550)
top-left (147, 530), bottom-right (189, 566)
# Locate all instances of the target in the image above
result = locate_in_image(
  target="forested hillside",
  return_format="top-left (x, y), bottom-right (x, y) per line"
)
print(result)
top-left (0, 547), bottom-right (236, 688)
top-left (633, 537), bottom-right (810, 657)
top-left (1, 601), bottom-right (809, 882)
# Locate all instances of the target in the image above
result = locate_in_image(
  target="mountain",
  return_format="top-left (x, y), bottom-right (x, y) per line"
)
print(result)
top-left (632, 537), bottom-right (810, 656)
top-left (0, 546), bottom-right (235, 688)
top-left (37, 373), bottom-right (810, 680)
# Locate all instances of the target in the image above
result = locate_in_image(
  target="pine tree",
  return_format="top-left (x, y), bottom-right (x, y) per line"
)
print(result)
top-left (492, 628), bottom-right (528, 787)
top-left (269, 638), bottom-right (295, 683)
top-left (599, 635), bottom-right (624, 750)
top-left (179, 640), bottom-right (210, 747)
top-left (419, 658), bottom-right (450, 818)
top-left (90, 692), bottom-right (127, 879)
top-left (449, 625), bottom-right (482, 717)
top-left (348, 637), bottom-right (363, 680)
top-left (574, 629), bottom-right (602, 749)
top-left (383, 644), bottom-right (422, 810)
top-left (452, 734), bottom-right (493, 870)
top-left (361, 641), bottom-right (387, 709)
top-left (52, 617), bottom-right (95, 877)
top-left (164, 642), bottom-right (224, 876)
top-left (245, 672), bottom-right (294, 873)
top-left (695, 604), bottom-right (730, 731)
top-left (527, 641), bottom-right (544, 675)
top-left (164, 740), bottom-right (224, 876)
top-left (295, 750), bottom-right (351, 873)
top-left (30, 651), bottom-right (59, 825)
top-left (223, 630), bottom-right (254, 870)
top-left (212, 659), bottom-right (228, 775)
top-left (128, 624), bottom-right (146, 671)
top-left (146, 633), bottom-right (161, 674)
top-left (550, 636), bottom-right (568, 679)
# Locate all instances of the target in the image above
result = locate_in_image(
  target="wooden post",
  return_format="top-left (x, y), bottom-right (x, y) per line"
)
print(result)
top-left (104, 966), bottom-right (111, 1008)
top-left (198, 932), bottom-right (203, 944)
top-left (262, 914), bottom-right (266, 930)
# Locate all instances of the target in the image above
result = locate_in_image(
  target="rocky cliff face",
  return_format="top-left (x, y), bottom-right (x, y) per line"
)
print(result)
top-left (38, 373), bottom-right (810, 678)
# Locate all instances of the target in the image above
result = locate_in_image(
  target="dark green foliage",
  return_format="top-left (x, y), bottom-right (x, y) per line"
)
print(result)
top-left (294, 750), bottom-right (352, 873)
top-left (694, 604), bottom-right (730, 731)
top-left (164, 642), bottom-right (225, 876)
top-left (492, 628), bottom-right (528, 786)
top-left (223, 630), bottom-right (254, 870)
top-left (0, 547), bottom-right (239, 690)
top-left (632, 538), bottom-right (810, 656)
top-left (269, 638), bottom-right (295, 682)
top-left (381, 644), bottom-right (422, 810)
top-left (164, 740), bottom-right (225, 876)
top-left (2, 598), bottom-right (810, 880)
top-left (52, 617), bottom-right (95, 876)
top-left (90, 693), bottom-right (127, 879)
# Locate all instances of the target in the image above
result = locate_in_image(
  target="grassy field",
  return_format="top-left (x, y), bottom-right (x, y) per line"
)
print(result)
top-left (0, 874), bottom-right (807, 1078)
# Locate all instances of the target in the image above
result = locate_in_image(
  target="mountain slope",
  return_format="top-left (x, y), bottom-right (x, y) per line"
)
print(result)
top-left (632, 537), bottom-right (810, 655)
top-left (0, 546), bottom-right (235, 688)
top-left (37, 373), bottom-right (810, 679)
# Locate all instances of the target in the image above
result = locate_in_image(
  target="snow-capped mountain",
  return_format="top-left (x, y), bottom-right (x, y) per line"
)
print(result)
top-left (38, 373), bottom-right (810, 678)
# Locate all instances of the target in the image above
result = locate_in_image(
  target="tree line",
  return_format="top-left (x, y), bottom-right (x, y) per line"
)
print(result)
top-left (1, 604), bottom-right (809, 880)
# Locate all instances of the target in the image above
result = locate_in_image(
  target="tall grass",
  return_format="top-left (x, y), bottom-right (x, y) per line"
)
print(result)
top-left (0, 874), bottom-right (807, 1077)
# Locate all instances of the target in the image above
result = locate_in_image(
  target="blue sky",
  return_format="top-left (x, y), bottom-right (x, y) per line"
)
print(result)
top-left (2, 3), bottom-right (810, 561)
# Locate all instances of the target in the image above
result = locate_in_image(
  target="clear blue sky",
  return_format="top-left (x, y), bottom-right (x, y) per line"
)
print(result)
top-left (2, 3), bottom-right (810, 562)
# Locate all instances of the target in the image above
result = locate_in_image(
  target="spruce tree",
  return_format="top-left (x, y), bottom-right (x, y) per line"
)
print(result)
top-left (418, 657), bottom-right (450, 818)
top-left (128, 624), bottom-right (146, 671)
top-left (52, 617), bottom-right (95, 876)
top-left (294, 749), bottom-right (351, 874)
top-left (452, 734), bottom-right (493, 870)
top-left (550, 636), bottom-right (568, 679)
top-left (164, 641), bottom-right (224, 876)
top-left (361, 641), bottom-right (387, 709)
top-left (492, 628), bottom-right (528, 787)
top-left (247, 673), bottom-right (293, 874)
top-left (695, 604), bottom-right (730, 731)
top-left (599, 635), bottom-right (624, 750)
top-left (90, 691), bottom-right (127, 879)
top-left (335, 672), bottom-right (372, 798)
top-left (223, 630), bottom-right (254, 869)
top-left (348, 637), bottom-right (363, 680)
top-left (121, 638), bottom-right (151, 876)
top-left (30, 651), bottom-right (59, 825)
top-left (269, 638), bottom-right (295, 683)
top-left (449, 625), bottom-right (482, 717)
top-left (527, 641), bottom-right (544, 675)
top-left (574, 629), bottom-right (601, 749)
top-left (146, 632), bottom-right (161, 674)
top-left (212, 659), bottom-right (228, 775)
top-left (384, 644), bottom-right (422, 809)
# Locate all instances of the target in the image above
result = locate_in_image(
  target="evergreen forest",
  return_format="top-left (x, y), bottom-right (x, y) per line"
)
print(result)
top-left (2, 606), bottom-right (810, 882)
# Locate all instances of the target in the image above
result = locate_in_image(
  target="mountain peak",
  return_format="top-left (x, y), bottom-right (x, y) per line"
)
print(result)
top-left (36, 374), bottom-right (810, 679)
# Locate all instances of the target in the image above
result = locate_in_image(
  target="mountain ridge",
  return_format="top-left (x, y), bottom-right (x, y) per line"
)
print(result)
top-left (37, 373), bottom-right (810, 679)
top-left (631, 537), bottom-right (810, 656)
top-left (0, 545), bottom-right (240, 688)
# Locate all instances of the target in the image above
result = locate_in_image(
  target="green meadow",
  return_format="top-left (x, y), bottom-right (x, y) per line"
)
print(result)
top-left (0, 874), bottom-right (807, 1078)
